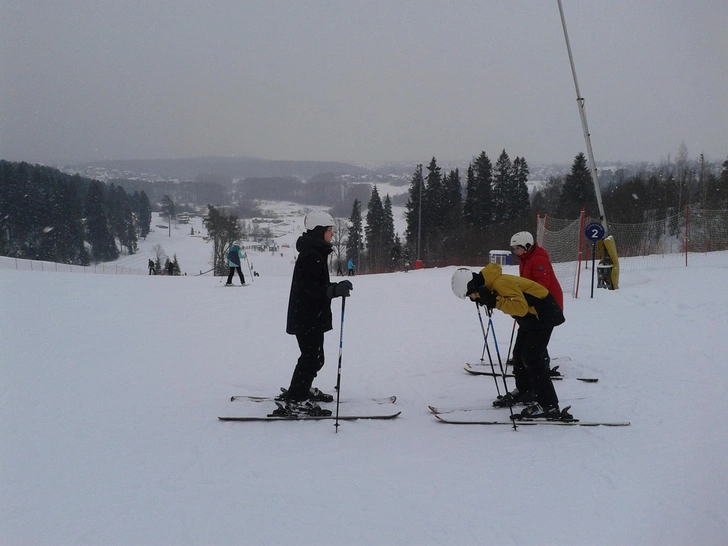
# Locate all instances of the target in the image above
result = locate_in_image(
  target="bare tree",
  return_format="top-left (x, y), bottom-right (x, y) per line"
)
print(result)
top-left (161, 195), bottom-right (175, 237)
top-left (151, 244), bottom-right (166, 274)
top-left (331, 217), bottom-right (348, 275)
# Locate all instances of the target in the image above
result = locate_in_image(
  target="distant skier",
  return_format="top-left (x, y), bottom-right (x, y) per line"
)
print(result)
top-left (451, 264), bottom-right (569, 421)
top-left (225, 244), bottom-right (246, 286)
top-left (148, 259), bottom-right (155, 275)
top-left (278, 212), bottom-right (352, 404)
top-left (347, 259), bottom-right (355, 276)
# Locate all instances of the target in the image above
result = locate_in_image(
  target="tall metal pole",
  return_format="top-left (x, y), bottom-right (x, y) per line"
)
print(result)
top-left (557, 0), bottom-right (608, 234)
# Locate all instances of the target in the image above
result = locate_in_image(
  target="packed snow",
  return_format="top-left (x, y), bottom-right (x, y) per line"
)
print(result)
top-left (1, 211), bottom-right (727, 545)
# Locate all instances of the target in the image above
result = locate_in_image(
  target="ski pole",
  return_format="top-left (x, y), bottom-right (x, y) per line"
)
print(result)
top-left (504, 319), bottom-right (517, 373)
top-left (244, 253), bottom-right (254, 283)
top-left (475, 305), bottom-right (499, 394)
top-left (476, 303), bottom-right (517, 428)
top-left (334, 296), bottom-right (347, 432)
top-left (479, 317), bottom-right (491, 363)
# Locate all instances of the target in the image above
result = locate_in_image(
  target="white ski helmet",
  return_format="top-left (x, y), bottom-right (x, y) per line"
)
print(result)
top-left (304, 211), bottom-right (335, 231)
top-left (451, 267), bottom-right (474, 299)
top-left (510, 231), bottom-right (533, 250)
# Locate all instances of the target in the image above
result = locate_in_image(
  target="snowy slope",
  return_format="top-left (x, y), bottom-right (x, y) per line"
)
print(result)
top-left (1, 212), bottom-right (727, 545)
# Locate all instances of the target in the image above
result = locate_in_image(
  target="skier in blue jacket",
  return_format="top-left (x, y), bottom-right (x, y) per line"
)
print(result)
top-left (225, 244), bottom-right (246, 286)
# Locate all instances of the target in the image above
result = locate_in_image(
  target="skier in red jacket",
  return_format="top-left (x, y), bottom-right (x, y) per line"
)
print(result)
top-left (511, 231), bottom-right (563, 310)
top-left (492, 231), bottom-right (565, 407)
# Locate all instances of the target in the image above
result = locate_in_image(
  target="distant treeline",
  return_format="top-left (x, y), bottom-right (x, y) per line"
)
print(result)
top-left (393, 149), bottom-right (728, 269)
top-left (0, 160), bottom-right (152, 264)
top-left (532, 151), bottom-right (728, 224)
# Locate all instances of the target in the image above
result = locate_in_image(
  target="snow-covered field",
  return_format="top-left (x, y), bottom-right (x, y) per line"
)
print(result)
top-left (2, 209), bottom-right (727, 545)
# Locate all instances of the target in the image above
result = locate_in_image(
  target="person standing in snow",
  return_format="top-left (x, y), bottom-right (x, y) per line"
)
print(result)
top-left (347, 259), bottom-right (355, 276)
top-left (279, 212), bottom-right (353, 402)
top-left (148, 259), bottom-right (155, 275)
top-left (452, 264), bottom-right (568, 420)
top-left (506, 231), bottom-right (564, 393)
top-left (225, 244), bottom-right (246, 286)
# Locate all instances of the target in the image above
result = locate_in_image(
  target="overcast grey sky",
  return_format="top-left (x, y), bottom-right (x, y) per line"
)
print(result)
top-left (1, 0), bottom-right (726, 167)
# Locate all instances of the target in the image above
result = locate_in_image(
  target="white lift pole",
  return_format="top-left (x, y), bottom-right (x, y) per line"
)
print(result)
top-left (557, 0), bottom-right (608, 234)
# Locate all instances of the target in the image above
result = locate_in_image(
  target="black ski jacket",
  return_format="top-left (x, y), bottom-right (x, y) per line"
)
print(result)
top-left (286, 233), bottom-right (334, 335)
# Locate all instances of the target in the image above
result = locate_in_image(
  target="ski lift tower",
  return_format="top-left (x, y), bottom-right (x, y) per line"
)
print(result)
top-left (557, 0), bottom-right (608, 234)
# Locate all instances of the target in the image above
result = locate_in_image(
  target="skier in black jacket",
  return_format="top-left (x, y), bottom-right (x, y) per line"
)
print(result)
top-left (280, 212), bottom-right (352, 402)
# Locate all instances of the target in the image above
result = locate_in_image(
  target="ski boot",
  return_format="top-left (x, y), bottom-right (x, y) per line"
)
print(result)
top-left (306, 387), bottom-right (334, 403)
top-left (270, 400), bottom-right (332, 418)
top-left (511, 403), bottom-right (575, 421)
top-left (276, 387), bottom-right (334, 403)
top-left (493, 388), bottom-right (536, 408)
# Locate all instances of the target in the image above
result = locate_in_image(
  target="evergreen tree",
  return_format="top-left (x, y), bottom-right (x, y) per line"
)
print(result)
top-left (423, 157), bottom-right (444, 239)
top-left (84, 180), bottom-right (118, 262)
top-left (718, 156), bottom-right (728, 208)
top-left (558, 152), bottom-right (598, 219)
top-left (442, 168), bottom-right (463, 232)
top-left (463, 152), bottom-right (493, 229)
top-left (132, 190), bottom-right (152, 239)
top-left (109, 185), bottom-right (137, 254)
top-left (41, 172), bottom-right (87, 264)
top-left (365, 185), bottom-right (386, 272)
top-left (462, 164), bottom-right (477, 228)
top-left (441, 169), bottom-right (462, 261)
top-left (172, 253), bottom-right (181, 275)
top-left (404, 164), bottom-right (424, 254)
top-left (202, 205), bottom-right (242, 275)
top-left (492, 149), bottom-right (512, 224)
top-left (346, 199), bottom-right (363, 268)
top-left (382, 194), bottom-right (396, 271)
top-left (510, 157), bottom-right (531, 221)
top-left (391, 233), bottom-right (403, 270)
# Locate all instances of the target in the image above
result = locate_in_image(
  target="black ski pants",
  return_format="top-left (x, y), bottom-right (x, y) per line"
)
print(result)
top-left (287, 331), bottom-right (325, 400)
top-left (511, 326), bottom-right (559, 408)
top-left (226, 266), bottom-right (245, 285)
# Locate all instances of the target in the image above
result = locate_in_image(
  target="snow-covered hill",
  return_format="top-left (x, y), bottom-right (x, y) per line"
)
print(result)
top-left (1, 210), bottom-right (727, 545)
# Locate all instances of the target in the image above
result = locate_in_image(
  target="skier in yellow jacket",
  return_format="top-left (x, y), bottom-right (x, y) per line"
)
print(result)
top-left (452, 263), bottom-right (569, 420)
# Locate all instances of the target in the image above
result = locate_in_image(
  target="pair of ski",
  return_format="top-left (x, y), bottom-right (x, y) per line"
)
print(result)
top-left (428, 404), bottom-right (629, 427)
top-left (464, 357), bottom-right (599, 383)
top-left (218, 394), bottom-right (400, 422)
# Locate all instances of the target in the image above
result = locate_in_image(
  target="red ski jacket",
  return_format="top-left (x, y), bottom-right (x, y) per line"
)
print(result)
top-left (518, 243), bottom-right (564, 310)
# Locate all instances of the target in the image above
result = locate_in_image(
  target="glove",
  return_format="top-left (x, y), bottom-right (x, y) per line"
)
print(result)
top-left (466, 272), bottom-right (485, 296)
top-left (326, 280), bottom-right (353, 299)
top-left (477, 287), bottom-right (497, 310)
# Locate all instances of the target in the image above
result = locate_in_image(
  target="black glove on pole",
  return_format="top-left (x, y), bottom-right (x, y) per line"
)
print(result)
top-left (327, 280), bottom-right (353, 299)
top-left (478, 287), bottom-right (497, 310)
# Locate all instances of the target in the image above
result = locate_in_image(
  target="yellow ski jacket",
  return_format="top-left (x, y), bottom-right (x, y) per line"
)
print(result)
top-left (478, 263), bottom-right (565, 329)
